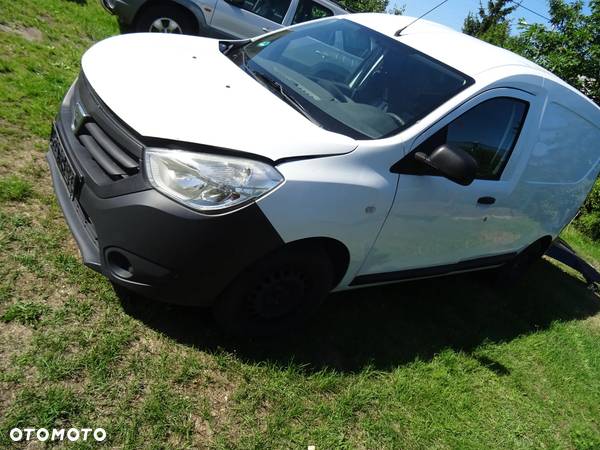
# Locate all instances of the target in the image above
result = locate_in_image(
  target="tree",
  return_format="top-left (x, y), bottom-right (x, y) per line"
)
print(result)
top-left (462, 0), bottom-right (517, 46)
top-left (340, 0), bottom-right (404, 13)
top-left (341, 0), bottom-right (389, 13)
top-left (511, 0), bottom-right (599, 105)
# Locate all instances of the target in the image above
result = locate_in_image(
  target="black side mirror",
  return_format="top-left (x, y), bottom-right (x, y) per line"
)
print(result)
top-left (415, 145), bottom-right (478, 186)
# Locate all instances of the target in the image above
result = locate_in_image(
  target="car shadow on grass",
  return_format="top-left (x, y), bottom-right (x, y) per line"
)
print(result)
top-left (118, 258), bottom-right (600, 373)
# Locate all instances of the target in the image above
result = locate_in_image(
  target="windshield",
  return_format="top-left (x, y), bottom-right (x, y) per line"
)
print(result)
top-left (225, 18), bottom-right (474, 140)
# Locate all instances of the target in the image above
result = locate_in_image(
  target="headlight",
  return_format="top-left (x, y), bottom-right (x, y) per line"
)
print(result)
top-left (144, 148), bottom-right (284, 213)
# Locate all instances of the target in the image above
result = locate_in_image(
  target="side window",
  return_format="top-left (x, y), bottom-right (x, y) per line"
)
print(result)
top-left (292, 0), bottom-right (334, 25)
top-left (239, 0), bottom-right (292, 24)
top-left (402, 97), bottom-right (529, 180)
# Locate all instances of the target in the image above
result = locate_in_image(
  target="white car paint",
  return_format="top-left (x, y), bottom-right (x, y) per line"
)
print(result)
top-left (81, 13), bottom-right (600, 290)
top-left (81, 32), bottom-right (357, 161)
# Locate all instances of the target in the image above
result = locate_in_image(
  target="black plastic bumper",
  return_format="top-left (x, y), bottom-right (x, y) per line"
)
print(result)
top-left (47, 120), bottom-right (283, 306)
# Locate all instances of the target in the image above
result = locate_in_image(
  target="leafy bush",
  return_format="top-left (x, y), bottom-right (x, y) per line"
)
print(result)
top-left (573, 179), bottom-right (600, 240)
top-left (573, 212), bottom-right (600, 241)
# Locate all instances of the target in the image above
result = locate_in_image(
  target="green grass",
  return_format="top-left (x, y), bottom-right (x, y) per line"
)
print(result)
top-left (1, 301), bottom-right (48, 325)
top-left (1, 1), bottom-right (600, 448)
top-left (0, 176), bottom-right (32, 202)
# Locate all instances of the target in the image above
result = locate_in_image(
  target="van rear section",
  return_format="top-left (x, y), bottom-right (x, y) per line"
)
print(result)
top-left (519, 86), bottom-right (600, 237)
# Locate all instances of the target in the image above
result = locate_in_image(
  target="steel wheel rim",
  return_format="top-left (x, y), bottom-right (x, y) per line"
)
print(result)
top-left (149, 17), bottom-right (182, 34)
top-left (246, 268), bottom-right (308, 321)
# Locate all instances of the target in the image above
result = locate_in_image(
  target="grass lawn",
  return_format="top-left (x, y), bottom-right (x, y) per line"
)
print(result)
top-left (1, 1), bottom-right (600, 448)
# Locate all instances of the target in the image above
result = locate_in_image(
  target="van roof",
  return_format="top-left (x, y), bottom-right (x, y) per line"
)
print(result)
top-left (344, 13), bottom-right (550, 79)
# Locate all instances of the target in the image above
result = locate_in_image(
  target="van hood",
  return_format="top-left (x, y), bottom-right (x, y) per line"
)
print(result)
top-left (81, 33), bottom-right (357, 161)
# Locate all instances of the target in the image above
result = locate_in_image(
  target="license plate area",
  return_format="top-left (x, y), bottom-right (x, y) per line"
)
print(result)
top-left (51, 127), bottom-right (81, 199)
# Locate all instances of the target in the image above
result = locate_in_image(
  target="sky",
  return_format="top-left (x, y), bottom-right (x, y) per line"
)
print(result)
top-left (391, 0), bottom-right (584, 32)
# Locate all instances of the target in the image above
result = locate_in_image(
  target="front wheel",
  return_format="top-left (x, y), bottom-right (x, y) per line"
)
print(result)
top-left (213, 246), bottom-right (333, 336)
top-left (135, 5), bottom-right (196, 35)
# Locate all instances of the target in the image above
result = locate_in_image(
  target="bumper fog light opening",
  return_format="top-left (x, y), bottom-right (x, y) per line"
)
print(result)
top-left (106, 250), bottom-right (134, 280)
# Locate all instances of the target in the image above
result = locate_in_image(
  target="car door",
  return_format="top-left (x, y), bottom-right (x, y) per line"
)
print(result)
top-left (210, 0), bottom-right (293, 38)
top-left (357, 89), bottom-right (536, 282)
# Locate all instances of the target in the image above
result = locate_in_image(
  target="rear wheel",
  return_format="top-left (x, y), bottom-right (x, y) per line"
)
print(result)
top-left (135, 5), bottom-right (196, 35)
top-left (213, 246), bottom-right (333, 336)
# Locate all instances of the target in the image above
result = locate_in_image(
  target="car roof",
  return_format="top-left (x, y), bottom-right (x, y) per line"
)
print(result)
top-left (343, 13), bottom-right (550, 79)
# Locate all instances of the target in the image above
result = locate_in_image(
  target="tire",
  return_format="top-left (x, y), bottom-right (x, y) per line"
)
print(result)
top-left (213, 246), bottom-right (333, 336)
top-left (135, 5), bottom-right (197, 35)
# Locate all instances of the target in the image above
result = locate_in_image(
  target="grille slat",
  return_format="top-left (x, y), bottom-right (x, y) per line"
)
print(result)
top-left (78, 76), bottom-right (143, 159)
top-left (73, 75), bottom-right (142, 182)
top-left (79, 134), bottom-right (128, 177)
top-left (84, 122), bottom-right (138, 172)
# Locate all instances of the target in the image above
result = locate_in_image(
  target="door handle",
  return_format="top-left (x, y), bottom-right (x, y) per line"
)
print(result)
top-left (477, 196), bottom-right (496, 205)
top-left (261, 27), bottom-right (270, 32)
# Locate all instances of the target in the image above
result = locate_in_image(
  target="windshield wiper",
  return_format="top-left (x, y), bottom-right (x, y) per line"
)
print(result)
top-left (248, 69), bottom-right (321, 127)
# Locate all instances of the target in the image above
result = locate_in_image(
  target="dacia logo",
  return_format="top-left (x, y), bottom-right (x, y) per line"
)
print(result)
top-left (71, 101), bottom-right (89, 134)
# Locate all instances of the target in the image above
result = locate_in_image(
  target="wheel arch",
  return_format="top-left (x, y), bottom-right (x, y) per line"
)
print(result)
top-left (524, 235), bottom-right (553, 256)
top-left (133, 0), bottom-right (207, 34)
top-left (282, 237), bottom-right (351, 289)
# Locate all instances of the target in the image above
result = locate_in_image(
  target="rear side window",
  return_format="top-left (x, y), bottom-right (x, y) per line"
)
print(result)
top-left (413, 97), bottom-right (528, 179)
top-left (240, 0), bottom-right (292, 23)
top-left (292, 0), bottom-right (334, 24)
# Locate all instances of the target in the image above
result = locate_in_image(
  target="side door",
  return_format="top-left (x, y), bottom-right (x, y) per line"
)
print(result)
top-left (209, 0), bottom-right (293, 38)
top-left (357, 89), bottom-right (535, 281)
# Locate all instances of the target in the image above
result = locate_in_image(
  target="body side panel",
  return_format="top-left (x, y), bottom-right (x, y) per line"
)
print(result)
top-left (256, 149), bottom-right (399, 290)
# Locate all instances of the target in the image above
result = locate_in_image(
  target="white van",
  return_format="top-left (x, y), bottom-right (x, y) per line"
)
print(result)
top-left (48, 14), bottom-right (600, 335)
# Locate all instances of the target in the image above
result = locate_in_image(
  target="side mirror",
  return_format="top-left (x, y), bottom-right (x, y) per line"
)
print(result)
top-left (415, 145), bottom-right (478, 186)
top-left (225, 0), bottom-right (244, 5)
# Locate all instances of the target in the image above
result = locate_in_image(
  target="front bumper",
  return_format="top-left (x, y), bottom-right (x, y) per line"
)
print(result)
top-left (48, 81), bottom-right (283, 306)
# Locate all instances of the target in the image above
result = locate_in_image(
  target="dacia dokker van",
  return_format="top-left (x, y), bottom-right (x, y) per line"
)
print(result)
top-left (48, 14), bottom-right (600, 335)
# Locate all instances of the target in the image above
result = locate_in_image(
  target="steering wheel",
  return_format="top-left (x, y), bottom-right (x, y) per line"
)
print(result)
top-left (310, 77), bottom-right (351, 102)
top-left (387, 112), bottom-right (405, 127)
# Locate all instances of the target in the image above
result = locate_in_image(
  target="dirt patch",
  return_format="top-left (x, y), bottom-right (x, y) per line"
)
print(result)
top-left (0, 137), bottom-right (48, 177)
top-left (583, 313), bottom-right (600, 331)
top-left (0, 24), bottom-right (43, 42)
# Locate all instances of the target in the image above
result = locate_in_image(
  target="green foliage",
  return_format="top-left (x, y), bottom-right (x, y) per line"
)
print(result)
top-left (1, 301), bottom-right (49, 325)
top-left (573, 180), bottom-right (600, 240)
top-left (340, 0), bottom-right (404, 13)
top-left (581, 178), bottom-right (600, 214)
top-left (573, 212), bottom-right (600, 241)
top-left (510, 0), bottom-right (599, 105)
top-left (463, 0), bottom-right (517, 46)
top-left (0, 175), bottom-right (33, 202)
top-left (343, 0), bottom-right (385, 13)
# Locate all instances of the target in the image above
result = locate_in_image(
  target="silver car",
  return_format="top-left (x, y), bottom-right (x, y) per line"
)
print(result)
top-left (101, 0), bottom-right (350, 38)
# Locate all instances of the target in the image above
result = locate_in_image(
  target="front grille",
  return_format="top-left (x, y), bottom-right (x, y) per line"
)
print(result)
top-left (77, 121), bottom-right (138, 179)
top-left (74, 75), bottom-right (143, 182)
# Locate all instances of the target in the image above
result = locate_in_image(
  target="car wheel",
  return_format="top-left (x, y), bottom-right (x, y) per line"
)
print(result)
top-left (213, 246), bottom-right (333, 336)
top-left (135, 5), bottom-right (196, 35)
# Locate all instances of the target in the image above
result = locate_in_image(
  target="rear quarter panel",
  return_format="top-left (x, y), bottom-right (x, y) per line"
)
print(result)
top-left (517, 79), bottom-right (600, 238)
